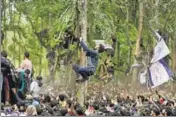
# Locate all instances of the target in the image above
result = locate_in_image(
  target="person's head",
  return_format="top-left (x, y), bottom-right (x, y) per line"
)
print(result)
top-left (44, 94), bottom-right (51, 103)
top-left (93, 102), bottom-right (99, 111)
top-left (59, 94), bottom-right (65, 102)
top-left (19, 105), bottom-right (26, 113)
top-left (26, 105), bottom-right (37, 116)
top-left (36, 76), bottom-right (43, 87)
top-left (76, 107), bottom-right (85, 116)
top-left (151, 108), bottom-right (160, 116)
top-left (36, 106), bottom-right (43, 115)
top-left (98, 44), bottom-right (105, 53)
top-left (25, 69), bottom-right (30, 77)
top-left (60, 109), bottom-right (68, 116)
top-left (24, 51), bottom-right (30, 59)
top-left (50, 100), bottom-right (58, 108)
top-left (1, 51), bottom-right (7, 58)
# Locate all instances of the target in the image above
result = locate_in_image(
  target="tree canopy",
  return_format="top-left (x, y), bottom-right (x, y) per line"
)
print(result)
top-left (1, 0), bottom-right (176, 86)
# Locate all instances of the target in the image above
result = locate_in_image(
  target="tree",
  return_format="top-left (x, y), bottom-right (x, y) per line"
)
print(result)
top-left (132, 0), bottom-right (144, 87)
top-left (76, 0), bottom-right (87, 107)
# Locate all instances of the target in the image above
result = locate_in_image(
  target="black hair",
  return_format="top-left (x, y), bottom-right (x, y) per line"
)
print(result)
top-left (93, 102), bottom-right (99, 110)
top-left (59, 94), bottom-right (65, 101)
top-left (84, 101), bottom-right (89, 109)
top-left (1, 51), bottom-right (7, 58)
top-left (25, 69), bottom-right (30, 75)
top-left (109, 103), bottom-right (115, 108)
top-left (67, 100), bottom-right (72, 108)
top-left (152, 107), bottom-right (160, 116)
top-left (157, 30), bottom-right (168, 41)
top-left (165, 107), bottom-right (173, 116)
top-left (76, 107), bottom-right (85, 116)
top-left (36, 76), bottom-right (43, 80)
top-left (51, 100), bottom-right (58, 108)
top-left (24, 51), bottom-right (30, 58)
top-left (60, 109), bottom-right (68, 116)
top-left (117, 96), bottom-right (123, 103)
top-left (98, 44), bottom-right (105, 53)
top-left (44, 94), bottom-right (51, 103)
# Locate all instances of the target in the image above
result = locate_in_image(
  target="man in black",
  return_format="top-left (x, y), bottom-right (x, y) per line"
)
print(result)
top-left (1, 51), bottom-right (21, 105)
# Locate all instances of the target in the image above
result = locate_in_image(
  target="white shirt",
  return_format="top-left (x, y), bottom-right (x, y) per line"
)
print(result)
top-left (30, 81), bottom-right (41, 98)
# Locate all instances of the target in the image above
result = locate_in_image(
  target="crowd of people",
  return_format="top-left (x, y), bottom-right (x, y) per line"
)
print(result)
top-left (1, 88), bottom-right (176, 116)
top-left (1, 35), bottom-right (175, 116)
top-left (1, 50), bottom-right (43, 106)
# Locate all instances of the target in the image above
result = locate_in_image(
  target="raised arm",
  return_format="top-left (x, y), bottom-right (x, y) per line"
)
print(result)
top-left (80, 40), bottom-right (98, 56)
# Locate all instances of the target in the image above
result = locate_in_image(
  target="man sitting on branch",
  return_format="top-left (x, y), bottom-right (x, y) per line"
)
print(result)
top-left (72, 37), bottom-right (105, 83)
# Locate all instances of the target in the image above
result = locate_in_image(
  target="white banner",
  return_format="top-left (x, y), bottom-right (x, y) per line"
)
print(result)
top-left (149, 61), bottom-right (170, 88)
top-left (151, 39), bottom-right (170, 63)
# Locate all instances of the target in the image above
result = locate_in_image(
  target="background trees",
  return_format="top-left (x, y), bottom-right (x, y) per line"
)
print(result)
top-left (1, 0), bottom-right (176, 92)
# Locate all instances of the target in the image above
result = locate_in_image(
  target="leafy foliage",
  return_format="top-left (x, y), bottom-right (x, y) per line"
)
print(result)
top-left (1, 0), bottom-right (176, 82)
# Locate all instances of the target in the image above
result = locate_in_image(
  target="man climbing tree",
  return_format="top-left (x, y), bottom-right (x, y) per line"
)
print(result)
top-left (72, 37), bottom-right (105, 83)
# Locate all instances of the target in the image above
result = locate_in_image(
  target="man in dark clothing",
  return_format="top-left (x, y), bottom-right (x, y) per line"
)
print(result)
top-left (1, 54), bottom-right (11, 105)
top-left (1, 51), bottom-right (21, 105)
top-left (72, 37), bottom-right (105, 82)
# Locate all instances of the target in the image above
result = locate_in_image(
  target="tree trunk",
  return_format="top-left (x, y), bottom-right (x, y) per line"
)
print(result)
top-left (77, 0), bottom-right (87, 106)
top-left (132, 0), bottom-right (144, 88)
top-left (69, 0), bottom-right (80, 98)
top-left (126, 0), bottom-right (132, 67)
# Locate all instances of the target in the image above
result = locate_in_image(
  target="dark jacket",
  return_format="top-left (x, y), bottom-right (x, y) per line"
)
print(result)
top-left (1, 57), bottom-right (11, 76)
top-left (80, 40), bottom-right (98, 72)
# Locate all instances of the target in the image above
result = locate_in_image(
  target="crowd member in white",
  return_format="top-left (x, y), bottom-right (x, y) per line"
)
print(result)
top-left (30, 76), bottom-right (43, 105)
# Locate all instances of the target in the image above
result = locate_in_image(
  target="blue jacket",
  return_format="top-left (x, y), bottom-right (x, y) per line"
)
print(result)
top-left (80, 40), bottom-right (98, 72)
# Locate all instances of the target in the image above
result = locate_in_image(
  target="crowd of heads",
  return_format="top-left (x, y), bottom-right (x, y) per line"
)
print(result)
top-left (1, 87), bottom-right (176, 116)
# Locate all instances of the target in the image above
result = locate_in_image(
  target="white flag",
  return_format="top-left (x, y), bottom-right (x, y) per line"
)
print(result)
top-left (149, 61), bottom-right (171, 88)
top-left (151, 39), bottom-right (170, 63)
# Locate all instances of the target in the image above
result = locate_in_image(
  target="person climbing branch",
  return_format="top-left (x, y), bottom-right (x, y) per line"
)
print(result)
top-left (72, 37), bottom-right (105, 83)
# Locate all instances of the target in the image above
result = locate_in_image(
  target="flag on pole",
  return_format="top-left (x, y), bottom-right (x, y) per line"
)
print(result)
top-left (149, 59), bottom-right (173, 88)
top-left (151, 39), bottom-right (170, 63)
